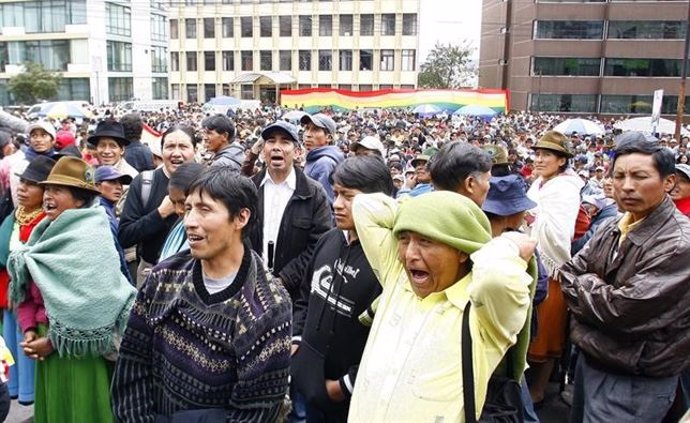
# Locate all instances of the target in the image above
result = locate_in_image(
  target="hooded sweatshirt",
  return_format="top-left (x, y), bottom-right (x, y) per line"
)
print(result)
top-left (304, 146), bottom-right (344, 203)
top-left (291, 228), bottom-right (382, 421)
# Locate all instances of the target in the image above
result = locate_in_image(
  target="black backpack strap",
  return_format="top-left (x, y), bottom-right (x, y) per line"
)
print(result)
top-left (462, 302), bottom-right (477, 423)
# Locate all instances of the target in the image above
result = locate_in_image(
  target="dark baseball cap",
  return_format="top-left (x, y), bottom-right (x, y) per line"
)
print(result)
top-left (261, 121), bottom-right (300, 144)
top-left (300, 113), bottom-right (336, 135)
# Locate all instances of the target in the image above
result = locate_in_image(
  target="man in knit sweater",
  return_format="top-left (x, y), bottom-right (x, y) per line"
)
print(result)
top-left (112, 167), bottom-right (292, 422)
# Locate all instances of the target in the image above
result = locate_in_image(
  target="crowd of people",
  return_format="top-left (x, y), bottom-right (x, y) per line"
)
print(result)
top-left (0, 103), bottom-right (685, 423)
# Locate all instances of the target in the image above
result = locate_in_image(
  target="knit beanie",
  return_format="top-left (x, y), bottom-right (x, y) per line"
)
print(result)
top-left (393, 191), bottom-right (492, 254)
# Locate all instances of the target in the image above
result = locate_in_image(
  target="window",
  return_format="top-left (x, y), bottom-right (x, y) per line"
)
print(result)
top-left (222, 17), bottom-right (233, 37)
top-left (600, 94), bottom-right (684, 114)
top-left (241, 51), bottom-right (253, 71)
top-left (171, 84), bottom-right (180, 99)
top-left (204, 17), bottom-right (215, 38)
top-left (280, 50), bottom-right (292, 70)
top-left (7, 0), bottom-right (85, 33)
top-left (319, 50), bottom-right (332, 70)
top-left (380, 49), bottom-right (394, 71)
top-left (402, 13), bottom-right (417, 35)
top-left (402, 49), bottom-right (415, 71)
top-left (339, 50), bottom-right (352, 71)
top-left (319, 16), bottom-right (332, 36)
top-left (299, 50), bottom-right (311, 70)
top-left (204, 51), bottom-right (215, 71)
top-left (604, 58), bottom-right (682, 77)
top-left (534, 21), bottom-right (604, 39)
top-left (58, 78), bottom-right (90, 101)
top-left (187, 85), bottom-right (198, 103)
top-left (530, 94), bottom-right (597, 113)
top-left (151, 46), bottom-right (167, 73)
top-left (533, 57), bottom-right (601, 76)
top-left (299, 15), bottom-right (312, 36)
top-left (360, 14), bottom-right (374, 36)
top-left (171, 52), bottom-right (179, 71)
top-left (241, 84), bottom-right (253, 99)
top-left (260, 16), bottom-right (272, 37)
top-left (279, 16), bottom-right (292, 37)
top-left (186, 18), bottom-right (197, 38)
top-left (152, 77), bottom-right (168, 100)
top-left (222, 51), bottom-right (234, 70)
top-left (151, 14), bottom-right (167, 42)
top-left (241, 17), bottom-right (253, 37)
top-left (107, 41), bottom-right (132, 72)
top-left (608, 21), bottom-right (686, 39)
top-left (11, 40), bottom-right (70, 71)
top-left (186, 52), bottom-right (198, 71)
top-left (109, 77), bottom-right (133, 102)
top-left (360, 49), bottom-right (373, 71)
top-left (260, 50), bottom-right (272, 70)
top-left (340, 15), bottom-right (353, 36)
top-left (205, 84), bottom-right (216, 102)
top-left (106, 3), bottom-right (132, 36)
top-left (381, 14), bottom-right (395, 36)
top-left (170, 20), bottom-right (179, 39)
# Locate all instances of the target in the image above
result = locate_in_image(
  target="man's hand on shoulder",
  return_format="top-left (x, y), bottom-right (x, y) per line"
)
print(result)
top-left (501, 231), bottom-right (537, 262)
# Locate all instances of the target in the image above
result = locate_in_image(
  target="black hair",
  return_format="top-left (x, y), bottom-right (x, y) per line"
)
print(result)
top-left (68, 187), bottom-right (98, 208)
top-left (120, 113), bottom-right (143, 141)
top-left (491, 163), bottom-right (513, 177)
top-left (388, 162), bottom-right (403, 173)
top-left (613, 135), bottom-right (675, 178)
top-left (169, 162), bottom-right (205, 191)
top-left (332, 156), bottom-right (395, 197)
top-left (429, 142), bottom-right (493, 192)
top-left (185, 167), bottom-right (258, 237)
top-left (160, 125), bottom-right (198, 149)
top-left (202, 114), bottom-right (235, 141)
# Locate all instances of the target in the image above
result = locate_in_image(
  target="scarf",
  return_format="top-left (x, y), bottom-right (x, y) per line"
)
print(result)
top-left (8, 207), bottom-right (136, 358)
top-left (14, 207), bottom-right (45, 243)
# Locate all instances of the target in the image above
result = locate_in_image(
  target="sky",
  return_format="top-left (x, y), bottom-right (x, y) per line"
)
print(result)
top-left (418, 0), bottom-right (482, 62)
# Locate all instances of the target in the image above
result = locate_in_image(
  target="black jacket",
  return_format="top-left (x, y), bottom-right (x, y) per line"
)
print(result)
top-left (124, 139), bottom-right (154, 173)
top-left (291, 229), bottom-right (382, 420)
top-left (248, 167), bottom-right (332, 302)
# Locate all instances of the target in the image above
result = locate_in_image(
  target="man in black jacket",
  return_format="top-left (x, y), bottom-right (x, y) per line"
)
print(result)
top-left (291, 156), bottom-right (394, 423)
top-left (248, 120), bottom-right (332, 304)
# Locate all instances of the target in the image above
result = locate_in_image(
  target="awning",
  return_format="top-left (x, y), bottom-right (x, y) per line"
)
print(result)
top-left (229, 72), bottom-right (297, 85)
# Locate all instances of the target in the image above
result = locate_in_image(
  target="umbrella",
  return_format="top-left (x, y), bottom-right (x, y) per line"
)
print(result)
top-left (412, 104), bottom-right (442, 116)
top-left (553, 118), bottom-right (605, 136)
top-left (613, 116), bottom-right (690, 136)
top-left (453, 105), bottom-right (499, 118)
top-left (282, 110), bottom-right (307, 121)
top-left (37, 102), bottom-right (92, 119)
top-left (206, 96), bottom-right (240, 106)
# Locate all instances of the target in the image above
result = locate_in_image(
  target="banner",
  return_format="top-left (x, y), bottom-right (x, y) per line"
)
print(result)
top-left (651, 89), bottom-right (663, 134)
top-left (280, 88), bottom-right (509, 114)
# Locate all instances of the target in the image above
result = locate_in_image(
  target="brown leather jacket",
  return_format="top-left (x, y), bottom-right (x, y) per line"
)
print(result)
top-left (559, 196), bottom-right (690, 377)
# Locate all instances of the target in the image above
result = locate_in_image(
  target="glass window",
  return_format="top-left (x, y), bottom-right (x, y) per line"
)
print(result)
top-left (16, 40), bottom-right (70, 71)
top-left (360, 14), bottom-right (374, 36)
top-left (319, 15), bottom-right (332, 36)
top-left (151, 14), bottom-right (167, 42)
top-left (152, 77), bottom-right (168, 100)
top-left (319, 50), bottom-right (332, 71)
top-left (241, 84), bottom-right (253, 99)
top-left (241, 17), bottom-right (253, 37)
top-left (222, 51), bottom-right (234, 70)
top-left (222, 17), bottom-right (233, 37)
top-left (171, 84), bottom-right (180, 100)
top-left (608, 21), bottom-right (686, 39)
top-left (299, 16), bottom-right (312, 36)
top-left (380, 49), bottom-right (394, 71)
top-left (533, 57), bottom-right (601, 76)
top-left (534, 21), bottom-right (603, 39)
top-left (58, 78), bottom-right (90, 101)
top-left (537, 0), bottom-right (605, 2)
top-left (339, 50), bottom-right (352, 71)
top-left (204, 51), bottom-right (215, 71)
top-left (299, 50), bottom-right (311, 70)
top-left (170, 20), bottom-right (179, 39)
top-left (186, 18), bottom-right (197, 38)
top-left (151, 46), bottom-right (167, 73)
top-left (600, 95), bottom-right (655, 114)
top-left (381, 14), bottom-right (395, 36)
top-left (402, 13), bottom-right (417, 36)
top-left (260, 50), bottom-right (272, 70)
top-left (171, 52), bottom-right (179, 71)
top-left (604, 58), bottom-right (682, 77)
top-left (402, 49), bottom-right (415, 71)
top-left (360, 49), bottom-right (373, 71)
top-left (108, 77), bottom-right (134, 102)
top-left (106, 3), bottom-right (132, 37)
top-left (69, 1), bottom-right (87, 25)
top-left (280, 50), bottom-right (292, 70)
top-left (260, 16), bottom-right (272, 37)
top-left (186, 52), bottom-right (198, 71)
top-left (204, 84), bottom-right (215, 101)
top-left (340, 15), bottom-right (353, 36)
top-left (16, 0), bottom-right (88, 33)
top-left (279, 16), bottom-right (292, 37)
top-left (204, 17), bottom-right (215, 38)
top-left (241, 51), bottom-right (253, 70)
top-left (107, 41), bottom-right (132, 72)
top-left (530, 94), bottom-right (597, 113)
top-left (187, 85), bottom-right (198, 103)
top-left (359, 84), bottom-right (373, 91)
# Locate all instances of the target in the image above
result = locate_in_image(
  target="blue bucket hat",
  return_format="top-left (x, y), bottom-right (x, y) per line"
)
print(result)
top-left (482, 175), bottom-right (537, 217)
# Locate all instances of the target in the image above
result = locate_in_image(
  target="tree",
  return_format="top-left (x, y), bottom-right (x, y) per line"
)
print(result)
top-left (418, 41), bottom-right (477, 89)
top-left (8, 62), bottom-right (62, 104)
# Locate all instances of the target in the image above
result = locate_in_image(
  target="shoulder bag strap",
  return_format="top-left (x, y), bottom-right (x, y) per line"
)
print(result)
top-left (462, 302), bottom-right (477, 423)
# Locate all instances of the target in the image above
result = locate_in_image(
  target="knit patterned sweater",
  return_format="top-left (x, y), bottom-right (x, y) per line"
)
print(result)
top-left (111, 246), bottom-right (292, 423)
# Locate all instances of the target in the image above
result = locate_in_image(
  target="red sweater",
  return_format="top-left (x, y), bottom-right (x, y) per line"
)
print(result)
top-left (674, 197), bottom-right (690, 217)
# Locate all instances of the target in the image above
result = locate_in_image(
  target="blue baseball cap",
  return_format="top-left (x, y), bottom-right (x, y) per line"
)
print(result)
top-left (482, 175), bottom-right (537, 217)
top-left (95, 165), bottom-right (133, 184)
top-left (261, 121), bottom-right (300, 145)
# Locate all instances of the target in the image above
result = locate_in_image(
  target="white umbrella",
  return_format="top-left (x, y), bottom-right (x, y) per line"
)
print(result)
top-left (553, 118), bottom-right (605, 136)
top-left (614, 116), bottom-right (690, 136)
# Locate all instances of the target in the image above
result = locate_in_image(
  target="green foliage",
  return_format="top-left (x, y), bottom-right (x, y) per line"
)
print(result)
top-left (8, 62), bottom-right (62, 104)
top-left (418, 41), bottom-right (477, 89)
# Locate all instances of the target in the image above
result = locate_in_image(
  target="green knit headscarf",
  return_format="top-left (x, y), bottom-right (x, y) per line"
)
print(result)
top-left (393, 191), bottom-right (492, 253)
